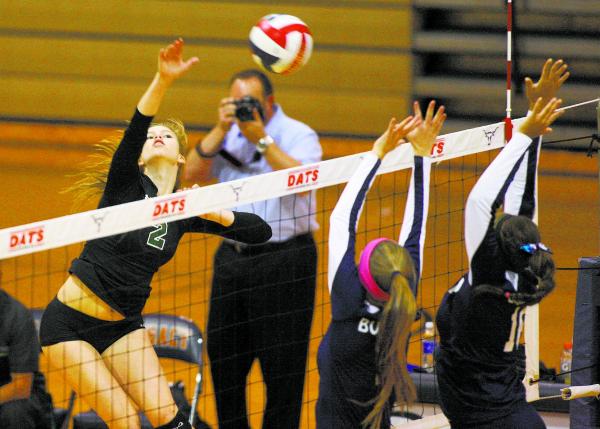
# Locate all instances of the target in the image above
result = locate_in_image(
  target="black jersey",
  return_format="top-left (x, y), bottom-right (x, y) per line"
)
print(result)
top-left (436, 132), bottom-right (541, 426)
top-left (70, 109), bottom-right (272, 316)
top-left (316, 152), bottom-right (431, 428)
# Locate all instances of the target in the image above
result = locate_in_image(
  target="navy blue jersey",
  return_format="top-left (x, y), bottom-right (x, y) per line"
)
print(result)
top-left (436, 132), bottom-right (541, 426)
top-left (317, 152), bottom-right (431, 428)
top-left (70, 109), bottom-right (272, 317)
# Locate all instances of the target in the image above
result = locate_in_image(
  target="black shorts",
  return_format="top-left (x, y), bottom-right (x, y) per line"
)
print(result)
top-left (39, 297), bottom-right (144, 354)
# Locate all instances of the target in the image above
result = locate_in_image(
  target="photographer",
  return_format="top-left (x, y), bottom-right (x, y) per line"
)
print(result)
top-left (1, 286), bottom-right (53, 428)
top-left (185, 69), bottom-right (322, 429)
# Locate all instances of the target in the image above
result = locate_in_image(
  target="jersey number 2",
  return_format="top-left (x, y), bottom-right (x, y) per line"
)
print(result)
top-left (147, 223), bottom-right (168, 250)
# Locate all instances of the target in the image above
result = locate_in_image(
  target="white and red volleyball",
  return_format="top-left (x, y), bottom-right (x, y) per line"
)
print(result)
top-left (249, 14), bottom-right (313, 75)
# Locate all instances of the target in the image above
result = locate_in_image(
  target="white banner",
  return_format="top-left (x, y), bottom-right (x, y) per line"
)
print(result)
top-left (0, 118), bottom-right (524, 260)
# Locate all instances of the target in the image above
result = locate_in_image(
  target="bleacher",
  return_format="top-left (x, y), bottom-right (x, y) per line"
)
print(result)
top-left (0, 0), bottom-right (412, 137)
top-left (412, 0), bottom-right (600, 149)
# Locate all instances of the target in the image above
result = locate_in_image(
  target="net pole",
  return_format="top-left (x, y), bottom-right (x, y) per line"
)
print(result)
top-left (504, 0), bottom-right (513, 143)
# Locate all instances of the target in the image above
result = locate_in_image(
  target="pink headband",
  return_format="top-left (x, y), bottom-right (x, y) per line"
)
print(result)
top-left (358, 238), bottom-right (393, 302)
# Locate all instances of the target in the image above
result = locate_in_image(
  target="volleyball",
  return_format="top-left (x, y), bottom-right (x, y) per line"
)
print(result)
top-left (249, 14), bottom-right (313, 75)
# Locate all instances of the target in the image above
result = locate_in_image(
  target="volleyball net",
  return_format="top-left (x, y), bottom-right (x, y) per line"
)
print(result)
top-left (0, 101), bottom-right (597, 427)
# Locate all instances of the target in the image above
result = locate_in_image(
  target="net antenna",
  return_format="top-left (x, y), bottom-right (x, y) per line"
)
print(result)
top-left (504, 0), bottom-right (514, 143)
top-left (504, 0), bottom-right (540, 403)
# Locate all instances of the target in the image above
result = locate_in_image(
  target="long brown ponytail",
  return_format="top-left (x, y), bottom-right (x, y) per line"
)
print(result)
top-left (363, 243), bottom-right (418, 429)
top-left (474, 215), bottom-right (556, 306)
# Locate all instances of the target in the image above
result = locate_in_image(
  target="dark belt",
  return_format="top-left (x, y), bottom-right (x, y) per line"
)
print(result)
top-left (224, 233), bottom-right (313, 256)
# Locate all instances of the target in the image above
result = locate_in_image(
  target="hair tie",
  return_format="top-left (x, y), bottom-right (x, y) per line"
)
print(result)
top-left (358, 238), bottom-right (392, 302)
top-left (519, 242), bottom-right (553, 255)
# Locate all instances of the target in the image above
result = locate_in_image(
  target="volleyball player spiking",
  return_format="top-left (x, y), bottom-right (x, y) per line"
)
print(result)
top-left (316, 100), bottom-right (446, 429)
top-left (38, 39), bottom-right (271, 429)
top-left (435, 59), bottom-right (569, 429)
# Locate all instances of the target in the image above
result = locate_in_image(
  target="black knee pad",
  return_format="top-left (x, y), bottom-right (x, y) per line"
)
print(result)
top-left (155, 410), bottom-right (192, 429)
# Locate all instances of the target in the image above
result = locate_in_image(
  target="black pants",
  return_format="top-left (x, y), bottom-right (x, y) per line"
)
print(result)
top-left (207, 234), bottom-right (317, 429)
top-left (0, 398), bottom-right (47, 429)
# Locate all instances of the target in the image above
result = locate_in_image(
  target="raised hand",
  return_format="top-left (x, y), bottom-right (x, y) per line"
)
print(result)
top-left (158, 38), bottom-right (199, 83)
top-left (519, 97), bottom-right (564, 138)
top-left (406, 100), bottom-right (446, 157)
top-left (525, 59), bottom-right (569, 110)
top-left (372, 115), bottom-right (421, 160)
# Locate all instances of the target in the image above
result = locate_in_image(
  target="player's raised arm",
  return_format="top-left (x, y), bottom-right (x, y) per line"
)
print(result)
top-left (328, 116), bottom-right (419, 292)
top-left (398, 101), bottom-right (445, 292)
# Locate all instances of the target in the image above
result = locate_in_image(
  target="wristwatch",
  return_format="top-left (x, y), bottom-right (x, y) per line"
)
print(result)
top-left (257, 135), bottom-right (275, 154)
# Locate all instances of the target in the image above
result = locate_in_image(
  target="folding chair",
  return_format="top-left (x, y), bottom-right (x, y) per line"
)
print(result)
top-left (71, 313), bottom-right (205, 429)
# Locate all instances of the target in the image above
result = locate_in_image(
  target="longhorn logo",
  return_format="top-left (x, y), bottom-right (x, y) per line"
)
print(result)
top-left (91, 212), bottom-right (109, 233)
top-left (483, 126), bottom-right (499, 145)
top-left (230, 181), bottom-right (247, 202)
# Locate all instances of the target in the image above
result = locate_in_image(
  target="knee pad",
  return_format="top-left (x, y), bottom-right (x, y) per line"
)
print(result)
top-left (155, 409), bottom-right (192, 429)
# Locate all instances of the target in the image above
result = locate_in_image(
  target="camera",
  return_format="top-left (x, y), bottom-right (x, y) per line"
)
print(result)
top-left (234, 96), bottom-right (265, 122)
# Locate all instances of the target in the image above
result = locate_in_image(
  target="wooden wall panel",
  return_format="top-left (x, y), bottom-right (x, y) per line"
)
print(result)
top-left (1, 75), bottom-right (409, 135)
top-left (0, 36), bottom-right (410, 94)
top-left (0, 1), bottom-right (410, 49)
top-left (0, 0), bottom-right (412, 136)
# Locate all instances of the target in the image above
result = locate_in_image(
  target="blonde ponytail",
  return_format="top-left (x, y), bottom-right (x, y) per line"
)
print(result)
top-left (63, 119), bottom-right (188, 210)
top-left (62, 134), bottom-right (122, 209)
top-left (363, 274), bottom-right (417, 428)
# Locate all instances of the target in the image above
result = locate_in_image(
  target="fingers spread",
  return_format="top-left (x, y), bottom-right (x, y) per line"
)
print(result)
top-left (532, 97), bottom-right (544, 114)
top-left (558, 71), bottom-right (570, 85)
top-left (540, 58), bottom-right (552, 79)
top-left (549, 59), bottom-right (563, 76)
top-left (524, 77), bottom-right (533, 90)
top-left (412, 101), bottom-right (423, 119)
top-left (396, 115), bottom-right (413, 129)
top-left (424, 100), bottom-right (436, 122)
top-left (432, 106), bottom-right (446, 134)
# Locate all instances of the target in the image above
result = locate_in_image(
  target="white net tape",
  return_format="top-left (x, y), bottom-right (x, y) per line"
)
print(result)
top-left (0, 116), bottom-right (527, 260)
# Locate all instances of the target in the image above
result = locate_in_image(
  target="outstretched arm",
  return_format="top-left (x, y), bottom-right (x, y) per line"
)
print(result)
top-left (328, 116), bottom-right (420, 292)
top-left (465, 98), bottom-right (564, 268)
top-left (398, 101), bottom-right (445, 292)
top-left (104, 39), bottom-right (199, 197)
top-left (188, 211), bottom-right (272, 244)
top-left (504, 59), bottom-right (569, 218)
